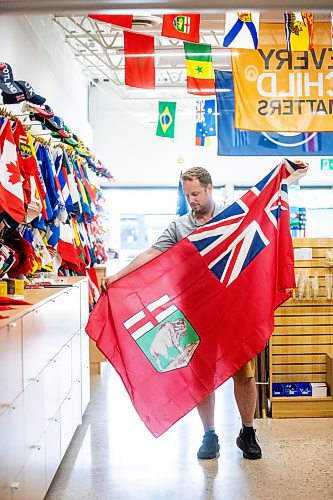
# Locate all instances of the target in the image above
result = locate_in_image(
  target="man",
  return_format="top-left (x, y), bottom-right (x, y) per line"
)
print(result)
top-left (103, 166), bottom-right (261, 461)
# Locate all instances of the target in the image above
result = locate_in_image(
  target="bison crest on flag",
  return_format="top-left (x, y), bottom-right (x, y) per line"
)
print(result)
top-left (123, 294), bottom-right (200, 373)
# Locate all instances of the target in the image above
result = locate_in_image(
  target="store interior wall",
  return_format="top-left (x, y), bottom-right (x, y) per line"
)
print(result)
top-left (0, 15), bottom-right (92, 144)
top-left (89, 82), bottom-right (333, 188)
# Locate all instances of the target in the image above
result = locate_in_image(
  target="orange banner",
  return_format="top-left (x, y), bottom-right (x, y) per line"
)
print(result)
top-left (232, 44), bottom-right (333, 132)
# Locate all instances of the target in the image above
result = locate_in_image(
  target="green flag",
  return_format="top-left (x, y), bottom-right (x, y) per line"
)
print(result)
top-left (156, 101), bottom-right (176, 138)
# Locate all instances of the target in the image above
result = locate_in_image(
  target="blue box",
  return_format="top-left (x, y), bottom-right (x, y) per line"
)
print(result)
top-left (272, 382), bottom-right (313, 397)
top-left (297, 382), bottom-right (312, 396)
top-left (284, 383), bottom-right (299, 396)
top-left (272, 383), bottom-right (285, 396)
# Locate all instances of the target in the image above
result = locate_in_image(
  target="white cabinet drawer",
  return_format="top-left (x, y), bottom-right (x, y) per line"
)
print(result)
top-left (58, 342), bottom-right (72, 404)
top-left (43, 357), bottom-right (60, 423)
top-left (23, 375), bottom-right (45, 459)
top-left (22, 435), bottom-right (47, 500)
top-left (81, 328), bottom-right (90, 415)
top-left (80, 279), bottom-right (89, 327)
top-left (45, 412), bottom-right (61, 490)
top-left (0, 319), bottom-right (23, 414)
top-left (0, 392), bottom-right (25, 496)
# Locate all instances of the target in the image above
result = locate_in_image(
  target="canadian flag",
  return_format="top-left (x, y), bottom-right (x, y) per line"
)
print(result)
top-left (0, 119), bottom-right (25, 223)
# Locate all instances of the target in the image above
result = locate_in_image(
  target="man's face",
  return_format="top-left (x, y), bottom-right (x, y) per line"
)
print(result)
top-left (182, 178), bottom-right (213, 215)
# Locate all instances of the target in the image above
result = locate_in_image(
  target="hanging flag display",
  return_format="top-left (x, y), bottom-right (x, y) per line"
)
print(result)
top-left (231, 46), bottom-right (333, 132)
top-left (223, 11), bottom-right (260, 49)
top-left (156, 101), bottom-right (176, 138)
top-left (86, 159), bottom-right (308, 437)
top-left (0, 119), bottom-right (25, 223)
top-left (284, 12), bottom-right (314, 51)
top-left (195, 99), bottom-right (216, 146)
top-left (176, 172), bottom-right (189, 216)
top-left (215, 70), bottom-right (333, 156)
top-left (161, 14), bottom-right (200, 42)
top-left (124, 31), bottom-right (155, 89)
top-left (88, 14), bottom-right (133, 29)
top-left (184, 42), bottom-right (215, 95)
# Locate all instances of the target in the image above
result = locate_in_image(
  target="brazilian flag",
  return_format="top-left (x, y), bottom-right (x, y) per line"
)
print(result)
top-left (156, 101), bottom-right (176, 138)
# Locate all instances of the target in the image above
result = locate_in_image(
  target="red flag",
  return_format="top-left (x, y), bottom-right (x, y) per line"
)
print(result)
top-left (124, 31), bottom-right (155, 89)
top-left (0, 119), bottom-right (25, 223)
top-left (88, 14), bottom-right (133, 29)
top-left (86, 160), bottom-right (308, 437)
top-left (162, 14), bottom-right (200, 42)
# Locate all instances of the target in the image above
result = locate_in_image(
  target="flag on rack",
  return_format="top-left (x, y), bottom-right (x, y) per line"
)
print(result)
top-left (88, 14), bottom-right (133, 29)
top-left (124, 31), bottom-right (155, 89)
top-left (176, 172), bottom-right (189, 216)
top-left (284, 12), bottom-right (314, 51)
top-left (223, 11), bottom-right (260, 49)
top-left (156, 101), bottom-right (176, 138)
top-left (195, 99), bottom-right (216, 146)
top-left (86, 158), bottom-right (308, 437)
top-left (162, 14), bottom-right (200, 42)
top-left (184, 42), bottom-right (215, 95)
top-left (0, 119), bottom-right (25, 224)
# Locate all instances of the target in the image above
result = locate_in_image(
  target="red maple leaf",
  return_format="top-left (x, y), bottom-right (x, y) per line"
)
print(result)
top-left (6, 162), bottom-right (21, 185)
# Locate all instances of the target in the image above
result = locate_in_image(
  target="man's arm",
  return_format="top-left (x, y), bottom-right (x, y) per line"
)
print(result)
top-left (103, 247), bottom-right (162, 290)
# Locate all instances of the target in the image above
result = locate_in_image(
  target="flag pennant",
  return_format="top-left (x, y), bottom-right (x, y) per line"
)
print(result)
top-left (176, 172), bottom-right (189, 216)
top-left (214, 70), bottom-right (333, 156)
top-left (195, 99), bottom-right (216, 146)
top-left (156, 101), bottom-right (176, 138)
top-left (223, 11), bottom-right (260, 49)
top-left (86, 159), bottom-right (308, 437)
top-left (162, 14), bottom-right (200, 42)
top-left (184, 42), bottom-right (215, 95)
top-left (284, 12), bottom-right (314, 51)
top-left (124, 31), bottom-right (155, 89)
top-left (88, 14), bottom-right (133, 29)
top-left (0, 119), bottom-right (25, 223)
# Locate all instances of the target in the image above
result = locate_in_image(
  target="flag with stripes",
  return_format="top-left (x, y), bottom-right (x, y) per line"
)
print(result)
top-left (86, 159), bottom-right (308, 437)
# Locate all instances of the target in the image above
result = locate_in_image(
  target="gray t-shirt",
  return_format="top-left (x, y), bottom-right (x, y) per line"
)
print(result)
top-left (152, 204), bottom-right (223, 251)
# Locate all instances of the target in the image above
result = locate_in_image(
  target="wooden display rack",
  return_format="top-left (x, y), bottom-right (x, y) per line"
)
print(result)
top-left (270, 238), bottom-right (333, 418)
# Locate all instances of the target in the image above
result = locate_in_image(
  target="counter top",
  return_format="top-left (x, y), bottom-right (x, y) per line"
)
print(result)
top-left (0, 276), bottom-right (88, 329)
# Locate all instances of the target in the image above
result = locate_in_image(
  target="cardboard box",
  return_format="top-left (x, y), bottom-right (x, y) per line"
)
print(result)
top-left (310, 382), bottom-right (327, 397)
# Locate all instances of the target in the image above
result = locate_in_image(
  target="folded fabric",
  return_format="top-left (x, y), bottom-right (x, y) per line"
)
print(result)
top-left (0, 296), bottom-right (32, 305)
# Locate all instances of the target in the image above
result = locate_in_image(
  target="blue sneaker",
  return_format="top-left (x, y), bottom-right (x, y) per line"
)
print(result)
top-left (197, 430), bottom-right (220, 459)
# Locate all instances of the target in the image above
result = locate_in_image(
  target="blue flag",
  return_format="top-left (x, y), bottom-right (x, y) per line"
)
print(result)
top-left (195, 99), bottom-right (216, 146)
top-left (176, 172), bottom-right (189, 216)
top-left (215, 70), bottom-right (333, 156)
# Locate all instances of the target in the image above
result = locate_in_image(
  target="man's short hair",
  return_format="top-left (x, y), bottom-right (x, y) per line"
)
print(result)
top-left (182, 167), bottom-right (212, 188)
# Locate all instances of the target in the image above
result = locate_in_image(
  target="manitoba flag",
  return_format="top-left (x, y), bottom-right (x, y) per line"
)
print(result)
top-left (86, 159), bottom-right (308, 437)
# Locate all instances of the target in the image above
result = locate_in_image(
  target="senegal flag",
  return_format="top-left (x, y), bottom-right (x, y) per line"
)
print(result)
top-left (184, 42), bottom-right (215, 95)
top-left (156, 101), bottom-right (176, 138)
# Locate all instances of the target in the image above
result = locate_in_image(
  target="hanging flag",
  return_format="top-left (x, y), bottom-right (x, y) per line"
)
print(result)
top-left (184, 42), bottom-right (215, 95)
top-left (284, 12), bottom-right (314, 51)
top-left (223, 11), bottom-right (260, 49)
top-left (156, 101), bottom-right (176, 138)
top-left (124, 31), bottom-right (155, 89)
top-left (86, 159), bottom-right (308, 437)
top-left (176, 172), bottom-right (189, 216)
top-left (195, 99), bottom-right (216, 146)
top-left (162, 14), bottom-right (200, 42)
top-left (88, 14), bottom-right (133, 29)
top-left (0, 119), bottom-right (25, 224)
top-left (215, 70), bottom-right (333, 156)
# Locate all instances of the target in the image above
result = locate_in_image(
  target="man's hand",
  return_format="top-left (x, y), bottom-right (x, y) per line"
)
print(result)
top-left (101, 275), bottom-right (118, 293)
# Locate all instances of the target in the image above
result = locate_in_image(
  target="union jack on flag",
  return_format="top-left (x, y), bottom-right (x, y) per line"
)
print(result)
top-left (188, 161), bottom-right (300, 286)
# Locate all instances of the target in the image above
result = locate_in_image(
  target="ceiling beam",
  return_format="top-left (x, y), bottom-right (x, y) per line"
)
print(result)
top-left (1, 1), bottom-right (332, 14)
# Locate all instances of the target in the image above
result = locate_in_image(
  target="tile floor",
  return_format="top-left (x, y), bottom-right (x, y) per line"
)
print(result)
top-left (45, 363), bottom-right (333, 500)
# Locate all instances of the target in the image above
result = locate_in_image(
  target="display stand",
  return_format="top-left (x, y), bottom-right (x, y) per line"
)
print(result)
top-left (270, 238), bottom-right (333, 418)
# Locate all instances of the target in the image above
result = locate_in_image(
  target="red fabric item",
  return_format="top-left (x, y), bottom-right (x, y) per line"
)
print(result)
top-left (0, 315), bottom-right (9, 319)
top-left (4, 229), bottom-right (36, 278)
top-left (0, 119), bottom-right (25, 223)
top-left (88, 14), bottom-right (133, 29)
top-left (86, 267), bottom-right (99, 290)
top-left (124, 31), bottom-right (155, 89)
top-left (0, 296), bottom-right (32, 305)
top-left (162, 14), bottom-right (200, 42)
top-left (86, 160), bottom-right (307, 437)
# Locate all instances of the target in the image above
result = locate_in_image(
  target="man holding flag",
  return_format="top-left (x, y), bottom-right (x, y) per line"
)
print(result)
top-left (98, 163), bottom-right (307, 460)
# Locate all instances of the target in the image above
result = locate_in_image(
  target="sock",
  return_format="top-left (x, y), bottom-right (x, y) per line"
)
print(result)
top-left (204, 426), bottom-right (215, 434)
top-left (242, 422), bottom-right (253, 431)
